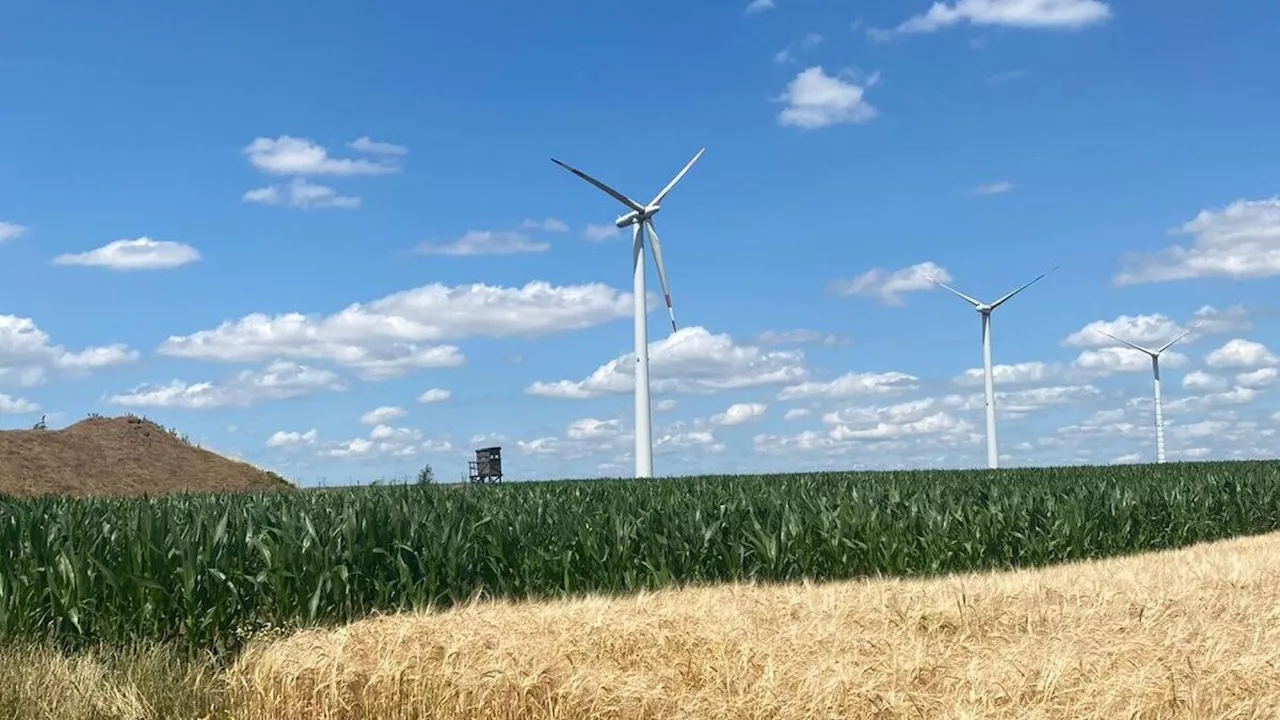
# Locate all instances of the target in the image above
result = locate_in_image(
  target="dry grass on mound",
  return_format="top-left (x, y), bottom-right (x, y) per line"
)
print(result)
top-left (0, 414), bottom-right (292, 499)
top-left (228, 532), bottom-right (1280, 720)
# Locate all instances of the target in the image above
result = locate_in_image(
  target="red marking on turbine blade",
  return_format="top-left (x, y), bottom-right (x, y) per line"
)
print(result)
top-left (664, 294), bottom-right (672, 307)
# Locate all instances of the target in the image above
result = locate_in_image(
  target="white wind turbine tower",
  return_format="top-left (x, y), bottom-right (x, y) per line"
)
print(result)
top-left (927, 267), bottom-right (1058, 470)
top-left (551, 148), bottom-right (705, 479)
top-left (1093, 323), bottom-right (1199, 464)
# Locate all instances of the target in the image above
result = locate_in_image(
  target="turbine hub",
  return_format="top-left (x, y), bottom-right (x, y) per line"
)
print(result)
top-left (614, 210), bottom-right (641, 228)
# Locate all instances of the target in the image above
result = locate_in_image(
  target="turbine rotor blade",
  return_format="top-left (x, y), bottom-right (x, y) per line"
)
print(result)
top-left (989, 265), bottom-right (1059, 311)
top-left (1095, 329), bottom-right (1155, 356)
top-left (924, 274), bottom-right (984, 308)
top-left (1156, 322), bottom-right (1201, 354)
top-left (551, 158), bottom-right (645, 213)
top-left (645, 219), bottom-right (678, 333)
top-left (648, 148), bottom-right (705, 208)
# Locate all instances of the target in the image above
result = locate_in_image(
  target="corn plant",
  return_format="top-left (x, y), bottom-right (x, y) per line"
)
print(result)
top-left (1, 461), bottom-right (1279, 655)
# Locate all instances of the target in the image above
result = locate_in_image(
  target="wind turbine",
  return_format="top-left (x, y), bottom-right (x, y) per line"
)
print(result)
top-left (1093, 323), bottom-right (1199, 464)
top-left (551, 148), bottom-right (705, 479)
top-left (926, 267), bottom-right (1058, 470)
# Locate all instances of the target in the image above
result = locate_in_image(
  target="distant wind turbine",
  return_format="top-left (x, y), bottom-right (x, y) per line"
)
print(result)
top-left (1094, 323), bottom-right (1200, 464)
top-left (551, 148), bottom-right (705, 479)
top-left (927, 266), bottom-right (1058, 470)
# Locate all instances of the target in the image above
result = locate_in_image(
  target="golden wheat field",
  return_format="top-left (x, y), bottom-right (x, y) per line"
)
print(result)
top-left (223, 530), bottom-right (1280, 720)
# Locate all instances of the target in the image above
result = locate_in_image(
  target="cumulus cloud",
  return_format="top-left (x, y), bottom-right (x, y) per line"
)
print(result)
top-left (1062, 313), bottom-right (1191, 349)
top-left (879, 0), bottom-right (1112, 38)
top-left (752, 329), bottom-right (849, 346)
top-left (0, 393), bottom-right (39, 413)
top-left (266, 428), bottom-right (318, 448)
top-left (744, 0), bottom-right (775, 15)
top-left (243, 178), bottom-right (361, 210)
top-left (158, 281), bottom-right (633, 380)
top-left (583, 224), bottom-right (621, 242)
top-left (710, 402), bottom-right (767, 426)
top-left (777, 370), bottom-right (919, 401)
top-left (0, 221), bottom-right (27, 243)
top-left (1205, 339), bottom-right (1278, 369)
top-left (1114, 197), bottom-right (1280, 285)
top-left (319, 424), bottom-right (451, 460)
top-left (1182, 370), bottom-right (1228, 392)
top-left (776, 66), bottom-right (879, 129)
top-left (1073, 347), bottom-right (1187, 375)
top-left (414, 230), bottom-right (549, 256)
top-left (521, 217), bottom-right (569, 232)
top-left (526, 326), bottom-right (807, 399)
top-left (828, 261), bottom-right (951, 306)
top-left (0, 315), bottom-right (137, 387)
top-left (954, 361), bottom-right (1063, 387)
top-left (774, 33), bottom-right (824, 64)
top-left (416, 388), bottom-right (451, 404)
top-left (107, 361), bottom-right (345, 409)
top-left (244, 136), bottom-right (402, 176)
top-left (347, 137), bottom-right (409, 156)
top-left (53, 238), bottom-right (201, 271)
top-left (360, 406), bottom-right (407, 425)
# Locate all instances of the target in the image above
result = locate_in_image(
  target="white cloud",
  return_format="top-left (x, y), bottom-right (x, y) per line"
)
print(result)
top-left (777, 370), bottom-right (919, 400)
top-left (944, 385), bottom-right (1100, 418)
top-left (776, 66), bottom-right (879, 129)
top-left (320, 423), bottom-right (451, 460)
top-left (752, 329), bottom-right (848, 346)
top-left (1073, 347), bottom-right (1186, 375)
top-left (1182, 370), bottom-right (1228, 392)
top-left (971, 181), bottom-right (1015, 196)
top-left (347, 137), bottom-right (409, 156)
top-left (784, 408), bottom-right (811, 420)
top-left (158, 281), bottom-right (633, 377)
top-left (1237, 367), bottom-right (1279, 389)
top-left (583, 224), bottom-right (621, 242)
top-left (244, 136), bottom-right (401, 176)
top-left (1190, 305), bottom-right (1253, 335)
top-left (744, 0), bottom-right (775, 14)
top-left (0, 315), bottom-right (137, 387)
top-left (52, 238), bottom-right (201, 271)
top-left (1205, 339), bottom-right (1278, 369)
top-left (1159, 386), bottom-right (1259, 414)
top-left (243, 178), bottom-right (361, 210)
top-left (521, 217), bottom-right (569, 232)
top-left (1062, 313), bottom-right (1190, 349)
top-left (774, 33), bottom-right (824, 64)
top-left (266, 428), bottom-right (318, 448)
top-left (566, 417), bottom-right (623, 441)
top-left (1111, 453), bottom-right (1141, 465)
top-left (526, 326), bottom-right (807, 399)
top-left (710, 402), bottom-right (767, 426)
top-left (955, 361), bottom-right (1062, 386)
top-left (655, 398), bottom-right (678, 412)
top-left (0, 222), bottom-right (27, 243)
top-left (414, 230), bottom-right (549, 256)
top-left (108, 361), bottom-right (345, 410)
top-left (887, 0), bottom-right (1112, 36)
top-left (360, 405), bottom-right (407, 425)
top-left (0, 393), bottom-right (39, 413)
top-left (1114, 197), bottom-right (1280, 285)
top-left (416, 388), bottom-right (451, 404)
top-left (828, 261), bottom-right (950, 306)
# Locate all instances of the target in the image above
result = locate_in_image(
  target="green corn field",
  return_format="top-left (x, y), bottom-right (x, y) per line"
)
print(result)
top-left (2, 461), bottom-right (1280, 655)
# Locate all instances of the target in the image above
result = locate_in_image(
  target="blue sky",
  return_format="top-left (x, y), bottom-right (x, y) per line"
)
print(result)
top-left (2, 0), bottom-right (1280, 484)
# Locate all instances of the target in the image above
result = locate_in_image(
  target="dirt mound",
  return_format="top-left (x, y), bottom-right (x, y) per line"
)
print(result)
top-left (0, 414), bottom-right (293, 499)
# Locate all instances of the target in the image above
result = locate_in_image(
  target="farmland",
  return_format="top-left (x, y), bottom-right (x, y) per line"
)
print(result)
top-left (3, 460), bottom-right (1280, 658)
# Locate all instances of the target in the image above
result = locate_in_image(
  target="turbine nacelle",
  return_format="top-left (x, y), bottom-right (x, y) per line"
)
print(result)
top-left (614, 204), bottom-right (660, 228)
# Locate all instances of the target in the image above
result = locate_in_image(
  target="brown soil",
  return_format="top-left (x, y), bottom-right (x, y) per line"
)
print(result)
top-left (0, 414), bottom-right (293, 499)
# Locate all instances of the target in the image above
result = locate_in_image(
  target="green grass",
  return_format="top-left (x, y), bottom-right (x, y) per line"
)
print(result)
top-left (2, 461), bottom-right (1280, 655)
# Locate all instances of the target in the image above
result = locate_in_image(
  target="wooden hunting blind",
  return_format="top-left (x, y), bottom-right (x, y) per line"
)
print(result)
top-left (468, 446), bottom-right (503, 484)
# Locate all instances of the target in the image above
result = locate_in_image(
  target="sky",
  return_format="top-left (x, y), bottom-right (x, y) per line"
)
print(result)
top-left (2, 0), bottom-right (1280, 485)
